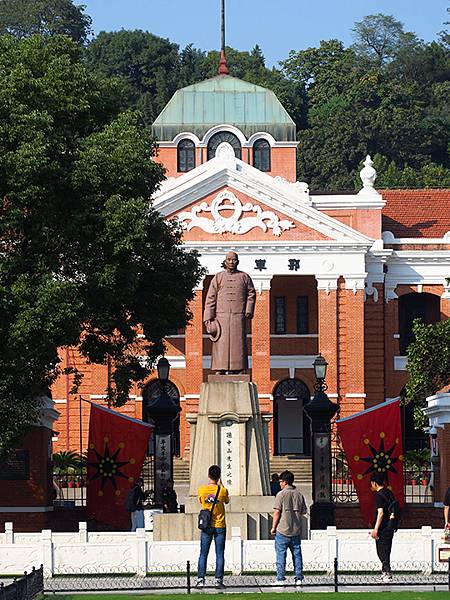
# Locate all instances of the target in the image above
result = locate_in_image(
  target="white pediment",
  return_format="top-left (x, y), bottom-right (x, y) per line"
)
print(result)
top-left (152, 154), bottom-right (374, 246)
top-left (178, 190), bottom-right (295, 237)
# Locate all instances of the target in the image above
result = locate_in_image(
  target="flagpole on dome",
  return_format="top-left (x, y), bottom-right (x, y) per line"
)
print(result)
top-left (218, 0), bottom-right (229, 75)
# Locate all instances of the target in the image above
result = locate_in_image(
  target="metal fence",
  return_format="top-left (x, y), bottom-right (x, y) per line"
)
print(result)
top-left (43, 559), bottom-right (450, 594)
top-left (54, 455), bottom-right (155, 508)
top-left (331, 428), bottom-right (433, 505)
top-left (0, 567), bottom-right (43, 600)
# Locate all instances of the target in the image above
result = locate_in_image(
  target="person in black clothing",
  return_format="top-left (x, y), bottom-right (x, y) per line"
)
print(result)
top-left (162, 479), bottom-right (178, 513)
top-left (444, 486), bottom-right (450, 529)
top-left (370, 472), bottom-right (397, 582)
top-left (270, 473), bottom-right (281, 496)
top-left (125, 477), bottom-right (149, 531)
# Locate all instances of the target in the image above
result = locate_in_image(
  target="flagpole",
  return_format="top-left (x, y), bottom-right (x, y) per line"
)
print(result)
top-left (221, 0), bottom-right (225, 52)
top-left (79, 395), bottom-right (83, 505)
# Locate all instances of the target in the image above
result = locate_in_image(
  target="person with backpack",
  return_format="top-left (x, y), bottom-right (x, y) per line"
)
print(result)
top-left (125, 478), bottom-right (149, 531)
top-left (370, 472), bottom-right (400, 583)
top-left (196, 465), bottom-right (229, 589)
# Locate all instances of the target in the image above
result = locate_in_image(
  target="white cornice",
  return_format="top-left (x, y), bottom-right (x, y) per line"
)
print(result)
top-left (182, 240), bottom-right (372, 253)
top-left (311, 194), bottom-right (385, 211)
top-left (156, 124), bottom-right (299, 149)
top-left (382, 231), bottom-right (450, 245)
top-left (389, 251), bottom-right (450, 264)
top-left (152, 156), bottom-right (375, 246)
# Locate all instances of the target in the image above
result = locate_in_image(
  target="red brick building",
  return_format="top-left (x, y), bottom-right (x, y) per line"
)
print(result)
top-left (51, 74), bottom-right (450, 462)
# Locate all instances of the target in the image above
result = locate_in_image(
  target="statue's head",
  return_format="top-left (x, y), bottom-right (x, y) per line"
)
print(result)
top-left (224, 251), bottom-right (239, 273)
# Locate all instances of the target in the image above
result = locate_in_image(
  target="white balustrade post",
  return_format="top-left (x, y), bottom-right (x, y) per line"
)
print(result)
top-left (421, 526), bottom-right (433, 574)
top-left (79, 521), bottom-right (88, 543)
top-left (326, 526), bottom-right (338, 575)
top-left (5, 522), bottom-right (13, 544)
top-left (136, 528), bottom-right (147, 577)
top-left (231, 527), bottom-right (242, 575)
top-left (41, 529), bottom-right (53, 577)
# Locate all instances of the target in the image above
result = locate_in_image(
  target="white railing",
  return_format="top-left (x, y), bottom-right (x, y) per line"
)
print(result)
top-left (0, 522), bottom-right (447, 576)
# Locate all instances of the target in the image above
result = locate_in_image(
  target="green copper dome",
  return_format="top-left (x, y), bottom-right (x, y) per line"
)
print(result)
top-left (152, 75), bottom-right (296, 142)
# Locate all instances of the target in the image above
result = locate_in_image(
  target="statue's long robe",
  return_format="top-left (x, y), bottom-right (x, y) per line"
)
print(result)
top-left (203, 270), bottom-right (256, 371)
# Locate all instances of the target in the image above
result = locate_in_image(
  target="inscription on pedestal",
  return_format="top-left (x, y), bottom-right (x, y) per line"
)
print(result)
top-left (219, 421), bottom-right (240, 495)
top-left (0, 450), bottom-right (30, 480)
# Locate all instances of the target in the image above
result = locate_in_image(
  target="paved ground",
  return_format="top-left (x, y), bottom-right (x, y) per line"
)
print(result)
top-left (42, 572), bottom-right (450, 594)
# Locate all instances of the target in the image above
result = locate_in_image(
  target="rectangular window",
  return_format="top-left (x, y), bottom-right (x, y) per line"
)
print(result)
top-left (296, 296), bottom-right (309, 334)
top-left (275, 297), bottom-right (286, 334)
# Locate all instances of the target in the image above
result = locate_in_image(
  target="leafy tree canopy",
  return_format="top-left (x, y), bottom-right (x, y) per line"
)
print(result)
top-left (352, 13), bottom-right (420, 66)
top-left (85, 29), bottom-right (181, 124)
top-left (0, 0), bottom-right (91, 44)
top-left (405, 318), bottom-right (450, 408)
top-left (0, 35), bottom-right (203, 456)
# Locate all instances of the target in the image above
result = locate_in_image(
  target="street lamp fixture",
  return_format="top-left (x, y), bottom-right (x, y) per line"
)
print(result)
top-left (157, 356), bottom-right (170, 384)
top-left (145, 357), bottom-right (180, 508)
top-left (304, 353), bottom-right (338, 529)
top-left (313, 354), bottom-right (328, 392)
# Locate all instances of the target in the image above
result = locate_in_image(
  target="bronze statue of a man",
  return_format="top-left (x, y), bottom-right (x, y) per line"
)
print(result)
top-left (203, 251), bottom-right (256, 374)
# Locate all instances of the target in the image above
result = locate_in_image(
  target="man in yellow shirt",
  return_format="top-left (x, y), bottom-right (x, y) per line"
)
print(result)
top-left (196, 465), bottom-right (229, 589)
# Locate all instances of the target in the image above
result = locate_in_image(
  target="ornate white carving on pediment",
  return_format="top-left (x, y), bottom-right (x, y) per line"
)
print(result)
top-left (274, 176), bottom-right (311, 202)
top-left (215, 142), bottom-right (236, 162)
top-left (177, 190), bottom-right (295, 237)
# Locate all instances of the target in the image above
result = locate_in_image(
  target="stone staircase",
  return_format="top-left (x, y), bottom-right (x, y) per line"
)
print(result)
top-left (269, 456), bottom-right (312, 483)
top-left (173, 455), bottom-right (312, 486)
top-left (173, 456), bottom-right (190, 483)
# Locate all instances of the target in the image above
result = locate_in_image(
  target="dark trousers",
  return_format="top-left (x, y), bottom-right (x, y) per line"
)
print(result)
top-left (375, 526), bottom-right (394, 573)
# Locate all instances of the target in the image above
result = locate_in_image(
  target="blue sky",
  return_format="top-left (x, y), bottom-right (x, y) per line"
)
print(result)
top-left (78, 0), bottom-right (449, 66)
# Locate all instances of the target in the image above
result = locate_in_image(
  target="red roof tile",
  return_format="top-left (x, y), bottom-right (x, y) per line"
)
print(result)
top-left (382, 189), bottom-right (450, 238)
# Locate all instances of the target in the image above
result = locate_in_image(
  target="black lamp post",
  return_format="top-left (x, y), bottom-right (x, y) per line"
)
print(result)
top-left (145, 357), bottom-right (180, 508)
top-left (304, 354), bottom-right (338, 529)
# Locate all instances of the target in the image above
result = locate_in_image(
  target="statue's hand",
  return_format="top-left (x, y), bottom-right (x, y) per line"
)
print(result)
top-left (245, 313), bottom-right (252, 319)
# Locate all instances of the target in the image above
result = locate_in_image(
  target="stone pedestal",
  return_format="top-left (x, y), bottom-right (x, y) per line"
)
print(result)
top-left (423, 388), bottom-right (450, 505)
top-left (0, 396), bottom-right (60, 531)
top-left (153, 382), bottom-right (275, 540)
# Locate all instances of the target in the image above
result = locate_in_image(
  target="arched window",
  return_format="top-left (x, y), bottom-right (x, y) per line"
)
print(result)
top-left (398, 292), bottom-right (440, 354)
top-left (207, 131), bottom-right (242, 160)
top-left (177, 139), bottom-right (195, 173)
top-left (253, 139), bottom-right (271, 172)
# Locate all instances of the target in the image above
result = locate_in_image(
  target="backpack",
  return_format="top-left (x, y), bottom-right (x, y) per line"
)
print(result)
top-left (381, 490), bottom-right (401, 531)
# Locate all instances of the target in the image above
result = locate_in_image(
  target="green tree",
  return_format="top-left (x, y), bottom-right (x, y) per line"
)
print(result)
top-left (85, 30), bottom-right (180, 124)
top-left (405, 319), bottom-right (450, 408)
top-left (0, 0), bottom-right (91, 44)
top-left (0, 35), bottom-right (203, 457)
top-left (352, 13), bottom-right (420, 66)
top-left (282, 34), bottom-right (450, 189)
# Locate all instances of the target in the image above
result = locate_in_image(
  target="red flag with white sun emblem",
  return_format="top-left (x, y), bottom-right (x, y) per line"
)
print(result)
top-left (336, 398), bottom-right (405, 526)
top-left (86, 402), bottom-right (153, 529)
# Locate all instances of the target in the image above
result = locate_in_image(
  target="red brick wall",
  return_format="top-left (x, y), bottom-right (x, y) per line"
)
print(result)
top-left (155, 146), bottom-right (297, 181)
top-left (0, 426), bottom-right (53, 509)
top-left (364, 284), bottom-right (385, 407)
top-left (318, 289), bottom-right (338, 396)
top-left (335, 504), bottom-right (443, 529)
top-left (437, 424), bottom-right (450, 504)
top-left (251, 289), bottom-right (271, 395)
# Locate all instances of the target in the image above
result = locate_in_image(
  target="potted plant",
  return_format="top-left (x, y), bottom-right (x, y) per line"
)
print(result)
top-left (404, 448), bottom-right (430, 486)
top-left (53, 450), bottom-right (83, 488)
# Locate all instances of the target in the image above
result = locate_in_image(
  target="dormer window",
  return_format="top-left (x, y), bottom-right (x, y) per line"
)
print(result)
top-left (253, 139), bottom-right (271, 172)
top-left (177, 139), bottom-right (196, 172)
top-left (207, 131), bottom-right (242, 160)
